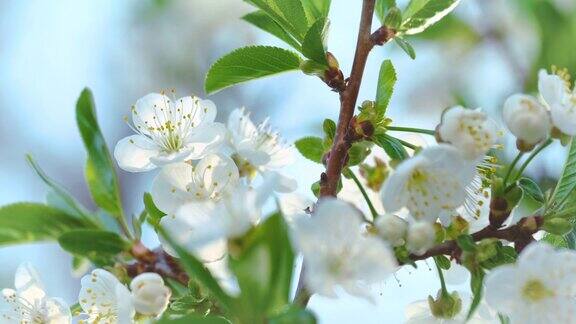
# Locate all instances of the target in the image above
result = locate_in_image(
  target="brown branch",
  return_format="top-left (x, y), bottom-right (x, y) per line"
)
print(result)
top-left (319, 0), bottom-right (395, 197)
top-left (127, 242), bottom-right (189, 285)
top-left (407, 216), bottom-right (542, 263)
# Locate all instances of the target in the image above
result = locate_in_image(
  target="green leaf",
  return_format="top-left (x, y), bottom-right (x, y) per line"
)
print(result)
top-left (467, 270), bottom-right (484, 320)
top-left (58, 229), bottom-right (128, 256)
top-left (205, 46), bottom-right (302, 94)
top-left (295, 137), bottom-right (325, 163)
top-left (311, 177), bottom-right (342, 197)
top-left (402, 0), bottom-right (461, 35)
top-left (550, 139), bottom-right (576, 214)
top-left (229, 214), bottom-right (295, 320)
top-left (301, 0), bottom-right (331, 22)
top-left (274, 0), bottom-right (310, 37)
top-left (456, 234), bottom-right (476, 252)
top-left (26, 155), bottom-right (94, 223)
top-left (268, 306), bottom-right (316, 324)
top-left (76, 88), bottom-right (124, 218)
top-left (158, 228), bottom-right (233, 311)
top-left (434, 255), bottom-right (451, 270)
top-left (0, 203), bottom-right (93, 245)
top-left (157, 314), bottom-right (230, 324)
top-left (375, 0), bottom-right (397, 24)
top-left (373, 134), bottom-right (409, 160)
top-left (302, 18), bottom-right (329, 66)
top-left (384, 7), bottom-right (402, 29)
top-left (395, 36), bottom-right (416, 59)
top-left (322, 119), bottom-right (336, 141)
top-left (375, 60), bottom-right (397, 117)
top-left (243, 11), bottom-right (301, 50)
top-left (348, 141), bottom-right (372, 166)
top-left (144, 192), bottom-right (166, 228)
top-left (244, 0), bottom-right (308, 41)
top-left (518, 177), bottom-right (545, 204)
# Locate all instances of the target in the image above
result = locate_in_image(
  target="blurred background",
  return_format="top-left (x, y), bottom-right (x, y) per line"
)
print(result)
top-left (1, 0), bottom-right (575, 322)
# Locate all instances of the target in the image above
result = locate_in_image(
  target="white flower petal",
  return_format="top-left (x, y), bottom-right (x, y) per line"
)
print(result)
top-left (227, 108), bottom-right (257, 144)
top-left (538, 69), bottom-right (566, 108)
top-left (114, 135), bottom-right (160, 172)
top-left (262, 170), bottom-right (297, 193)
top-left (151, 162), bottom-right (193, 214)
top-left (132, 93), bottom-right (174, 136)
top-left (149, 148), bottom-right (193, 166)
top-left (14, 262), bottom-right (46, 303)
top-left (79, 269), bottom-right (134, 322)
top-left (186, 122), bottom-right (227, 159)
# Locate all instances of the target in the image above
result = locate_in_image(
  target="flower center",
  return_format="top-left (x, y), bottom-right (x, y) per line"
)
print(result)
top-left (232, 154), bottom-right (258, 179)
top-left (128, 95), bottom-right (201, 153)
top-left (522, 279), bottom-right (554, 302)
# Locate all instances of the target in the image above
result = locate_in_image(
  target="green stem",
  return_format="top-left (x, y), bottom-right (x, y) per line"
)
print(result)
top-left (503, 152), bottom-right (524, 187)
top-left (387, 126), bottom-right (436, 136)
top-left (508, 139), bottom-right (553, 188)
top-left (396, 138), bottom-right (418, 150)
top-left (347, 168), bottom-right (378, 219)
top-left (434, 258), bottom-right (449, 297)
top-left (117, 213), bottom-right (134, 241)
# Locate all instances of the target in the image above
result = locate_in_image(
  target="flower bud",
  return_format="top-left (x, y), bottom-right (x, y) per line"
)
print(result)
top-left (359, 157), bottom-right (389, 191)
top-left (375, 214), bottom-right (407, 246)
top-left (407, 222), bottom-right (435, 255)
top-left (428, 290), bottom-right (462, 319)
top-left (299, 60), bottom-right (326, 77)
top-left (503, 94), bottom-right (551, 150)
top-left (542, 217), bottom-right (572, 235)
top-left (437, 106), bottom-right (499, 160)
top-left (130, 273), bottom-right (171, 317)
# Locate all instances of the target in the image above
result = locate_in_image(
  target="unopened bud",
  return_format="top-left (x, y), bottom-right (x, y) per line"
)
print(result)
top-left (407, 222), bottom-right (435, 255)
top-left (375, 214), bottom-right (407, 246)
top-left (130, 273), bottom-right (171, 317)
top-left (326, 52), bottom-right (339, 70)
top-left (503, 94), bottom-right (551, 149)
top-left (516, 139), bottom-right (537, 152)
top-left (543, 217), bottom-right (572, 235)
top-left (428, 290), bottom-right (462, 319)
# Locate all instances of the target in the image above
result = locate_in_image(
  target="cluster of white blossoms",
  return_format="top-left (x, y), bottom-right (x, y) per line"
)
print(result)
top-left (485, 243), bottom-right (576, 323)
top-left (0, 264), bottom-right (171, 323)
top-left (114, 92), bottom-right (296, 256)
top-left (291, 199), bottom-right (398, 299)
top-left (379, 105), bottom-right (498, 255)
top-left (504, 68), bottom-right (576, 150)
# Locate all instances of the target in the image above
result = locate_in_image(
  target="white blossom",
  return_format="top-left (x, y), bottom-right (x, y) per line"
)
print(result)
top-left (380, 144), bottom-right (476, 223)
top-left (226, 108), bottom-right (296, 192)
top-left (291, 198), bottom-right (397, 299)
top-left (160, 178), bottom-right (276, 252)
top-left (78, 269), bottom-right (135, 324)
top-left (374, 214), bottom-right (408, 246)
top-left (0, 263), bottom-right (70, 324)
top-left (151, 153), bottom-right (239, 214)
top-left (438, 106), bottom-right (499, 160)
top-left (406, 221), bottom-right (436, 255)
top-left (484, 242), bottom-right (576, 323)
top-left (503, 94), bottom-right (551, 147)
top-left (538, 69), bottom-right (576, 135)
top-left (129, 273), bottom-right (171, 317)
top-left (114, 93), bottom-right (226, 172)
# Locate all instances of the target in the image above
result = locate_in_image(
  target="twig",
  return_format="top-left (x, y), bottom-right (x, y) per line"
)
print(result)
top-left (407, 216), bottom-right (542, 263)
top-left (127, 242), bottom-right (189, 285)
top-left (319, 0), bottom-right (394, 197)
